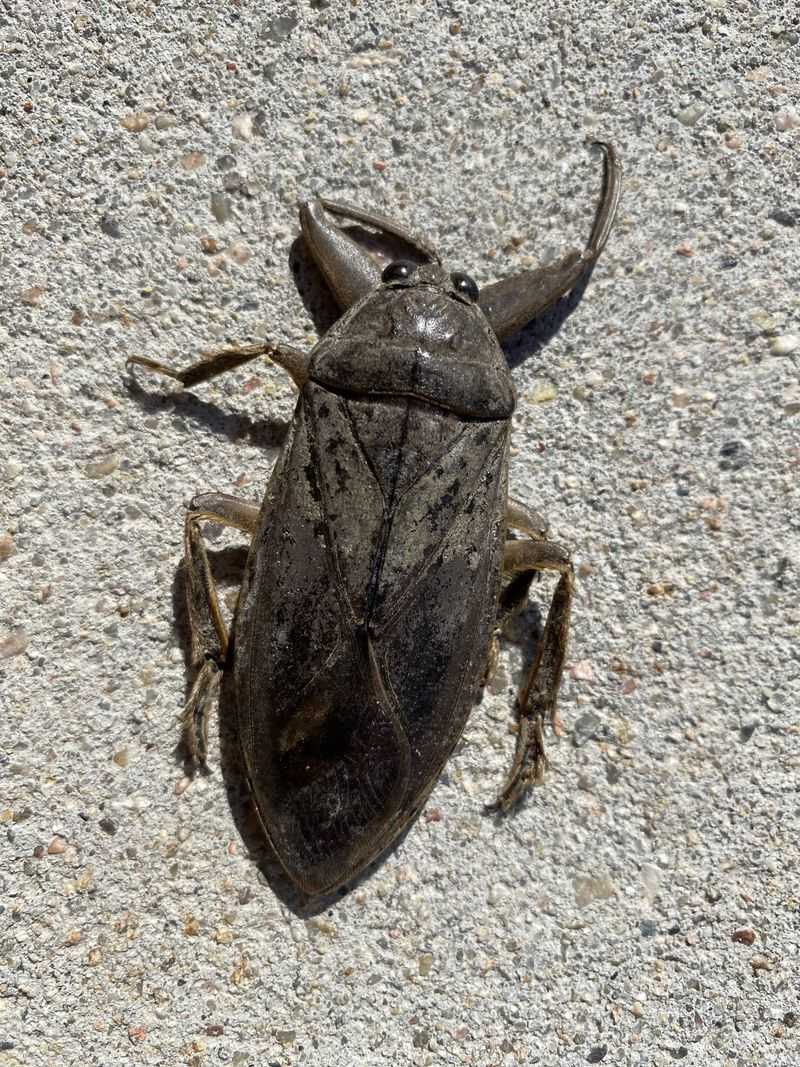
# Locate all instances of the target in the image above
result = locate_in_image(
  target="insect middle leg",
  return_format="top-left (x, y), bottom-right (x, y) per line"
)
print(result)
top-left (487, 508), bottom-right (574, 813)
top-left (181, 493), bottom-right (260, 764)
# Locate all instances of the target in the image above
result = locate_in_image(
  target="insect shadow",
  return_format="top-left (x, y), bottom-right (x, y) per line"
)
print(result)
top-left (503, 260), bottom-right (600, 369)
top-left (125, 370), bottom-right (289, 452)
top-left (503, 601), bottom-right (545, 667)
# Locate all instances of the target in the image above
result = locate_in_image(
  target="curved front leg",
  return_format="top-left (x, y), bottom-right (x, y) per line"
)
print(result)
top-left (298, 197), bottom-right (441, 313)
top-left (478, 142), bottom-right (622, 340)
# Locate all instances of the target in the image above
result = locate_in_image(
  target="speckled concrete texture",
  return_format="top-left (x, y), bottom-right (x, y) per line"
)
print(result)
top-left (2, 2), bottom-right (799, 1065)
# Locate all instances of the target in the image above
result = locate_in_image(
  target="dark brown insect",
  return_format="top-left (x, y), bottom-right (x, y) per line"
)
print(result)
top-left (129, 143), bottom-right (621, 896)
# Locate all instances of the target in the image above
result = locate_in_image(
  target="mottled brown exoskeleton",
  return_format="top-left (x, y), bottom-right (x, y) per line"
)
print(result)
top-left (129, 143), bottom-right (621, 896)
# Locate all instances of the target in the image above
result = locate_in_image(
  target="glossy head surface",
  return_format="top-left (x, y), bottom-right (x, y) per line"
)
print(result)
top-left (311, 258), bottom-right (515, 419)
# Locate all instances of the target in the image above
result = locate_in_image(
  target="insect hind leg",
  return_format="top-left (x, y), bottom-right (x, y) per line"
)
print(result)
top-left (487, 537), bottom-right (573, 813)
top-left (181, 493), bottom-right (260, 765)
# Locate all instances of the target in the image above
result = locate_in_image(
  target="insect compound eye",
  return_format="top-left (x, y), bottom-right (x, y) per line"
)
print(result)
top-left (450, 271), bottom-right (479, 302)
top-left (381, 260), bottom-right (417, 284)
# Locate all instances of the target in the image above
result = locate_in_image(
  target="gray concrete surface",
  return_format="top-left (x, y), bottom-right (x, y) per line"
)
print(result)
top-left (2, 2), bottom-right (799, 1065)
